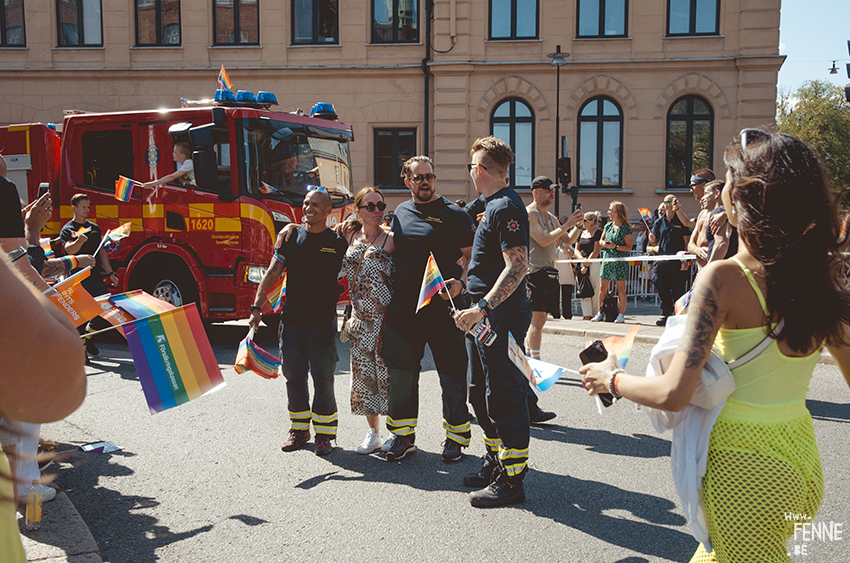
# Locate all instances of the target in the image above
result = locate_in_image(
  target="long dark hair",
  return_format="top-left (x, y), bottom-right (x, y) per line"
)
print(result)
top-left (724, 129), bottom-right (850, 351)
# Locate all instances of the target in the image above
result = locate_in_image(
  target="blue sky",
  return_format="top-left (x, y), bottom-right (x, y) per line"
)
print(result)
top-left (778, 1), bottom-right (850, 94)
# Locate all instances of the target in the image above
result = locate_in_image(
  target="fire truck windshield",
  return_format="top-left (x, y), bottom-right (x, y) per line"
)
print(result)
top-left (240, 118), bottom-right (353, 205)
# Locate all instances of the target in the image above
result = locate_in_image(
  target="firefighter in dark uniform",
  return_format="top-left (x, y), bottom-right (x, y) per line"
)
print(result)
top-left (454, 136), bottom-right (532, 508)
top-left (382, 155), bottom-right (476, 463)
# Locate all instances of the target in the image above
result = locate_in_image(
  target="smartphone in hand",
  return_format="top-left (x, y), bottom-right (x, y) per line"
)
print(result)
top-left (579, 340), bottom-right (616, 407)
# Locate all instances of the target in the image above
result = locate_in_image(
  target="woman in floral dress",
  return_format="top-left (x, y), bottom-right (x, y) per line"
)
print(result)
top-left (592, 201), bottom-right (633, 323)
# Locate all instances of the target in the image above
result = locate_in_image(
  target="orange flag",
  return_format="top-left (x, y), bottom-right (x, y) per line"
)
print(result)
top-left (43, 267), bottom-right (102, 327)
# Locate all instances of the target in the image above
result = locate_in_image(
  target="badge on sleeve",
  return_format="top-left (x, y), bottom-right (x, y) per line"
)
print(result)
top-left (506, 219), bottom-right (520, 233)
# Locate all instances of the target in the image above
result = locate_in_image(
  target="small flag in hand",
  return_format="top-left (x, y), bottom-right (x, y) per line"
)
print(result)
top-left (114, 176), bottom-right (138, 202)
top-left (262, 273), bottom-right (286, 313)
top-left (602, 324), bottom-right (640, 368)
top-left (416, 253), bottom-right (447, 313)
top-left (638, 208), bottom-right (653, 223)
top-left (218, 65), bottom-right (233, 92)
top-left (260, 182), bottom-right (277, 194)
top-left (43, 267), bottom-right (102, 327)
top-left (235, 327), bottom-right (281, 379)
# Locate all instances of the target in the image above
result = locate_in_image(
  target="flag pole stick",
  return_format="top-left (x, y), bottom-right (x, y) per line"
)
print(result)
top-left (79, 323), bottom-right (125, 339)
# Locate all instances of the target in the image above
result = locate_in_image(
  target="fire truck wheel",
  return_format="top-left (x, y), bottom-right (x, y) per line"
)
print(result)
top-left (148, 271), bottom-right (197, 308)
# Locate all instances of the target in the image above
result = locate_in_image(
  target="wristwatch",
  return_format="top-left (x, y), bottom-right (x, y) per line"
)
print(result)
top-left (250, 305), bottom-right (262, 313)
top-left (476, 298), bottom-right (491, 315)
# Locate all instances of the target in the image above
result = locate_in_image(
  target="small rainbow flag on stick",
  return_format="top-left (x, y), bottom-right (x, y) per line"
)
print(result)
top-left (123, 303), bottom-right (226, 414)
top-left (235, 326), bottom-right (281, 380)
top-left (74, 226), bottom-right (92, 238)
top-left (602, 324), bottom-right (641, 369)
top-left (262, 273), bottom-right (286, 313)
top-left (114, 176), bottom-right (138, 202)
top-left (218, 65), bottom-right (233, 92)
top-left (260, 182), bottom-right (277, 195)
top-left (416, 252), bottom-right (450, 312)
top-left (638, 207), bottom-right (653, 227)
top-left (95, 222), bottom-right (134, 254)
top-left (39, 237), bottom-right (54, 258)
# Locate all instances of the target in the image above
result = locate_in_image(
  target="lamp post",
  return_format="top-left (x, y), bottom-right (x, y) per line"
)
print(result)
top-left (547, 45), bottom-right (569, 217)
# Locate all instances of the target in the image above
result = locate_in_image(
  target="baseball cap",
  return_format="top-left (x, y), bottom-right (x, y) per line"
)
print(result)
top-left (531, 176), bottom-right (554, 190)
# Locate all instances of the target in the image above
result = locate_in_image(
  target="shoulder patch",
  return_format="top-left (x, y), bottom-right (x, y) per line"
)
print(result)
top-left (506, 219), bottom-right (520, 233)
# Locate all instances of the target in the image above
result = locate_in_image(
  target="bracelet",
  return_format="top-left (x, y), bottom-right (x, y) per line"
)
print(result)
top-left (106, 271), bottom-right (115, 276)
top-left (608, 368), bottom-right (625, 399)
top-left (250, 305), bottom-right (262, 313)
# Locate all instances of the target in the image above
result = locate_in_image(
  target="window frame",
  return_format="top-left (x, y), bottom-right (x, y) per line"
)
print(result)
top-left (666, 0), bottom-right (719, 37)
top-left (373, 128), bottom-right (416, 191)
top-left (135, 0), bottom-right (182, 47)
top-left (291, 0), bottom-right (339, 45)
top-left (0, 0), bottom-right (26, 47)
top-left (213, 0), bottom-right (260, 46)
top-left (576, 95), bottom-right (624, 189)
top-left (576, 0), bottom-right (628, 39)
top-left (665, 94), bottom-right (714, 189)
top-left (489, 97), bottom-right (535, 190)
top-left (488, 0), bottom-right (538, 41)
top-left (56, 0), bottom-right (103, 47)
top-left (371, 0), bottom-right (418, 44)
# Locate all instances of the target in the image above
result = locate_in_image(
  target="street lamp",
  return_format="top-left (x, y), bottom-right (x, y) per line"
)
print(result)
top-left (547, 45), bottom-right (569, 216)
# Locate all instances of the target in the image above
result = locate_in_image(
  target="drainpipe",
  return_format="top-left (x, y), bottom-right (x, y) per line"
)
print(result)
top-left (423, 0), bottom-right (432, 155)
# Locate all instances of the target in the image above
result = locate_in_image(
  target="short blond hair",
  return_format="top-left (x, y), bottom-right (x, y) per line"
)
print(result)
top-left (470, 136), bottom-right (514, 179)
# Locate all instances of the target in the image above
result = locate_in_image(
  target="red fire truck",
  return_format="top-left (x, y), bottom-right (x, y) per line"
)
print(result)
top-left (0, 93), bottom-right (355, 322)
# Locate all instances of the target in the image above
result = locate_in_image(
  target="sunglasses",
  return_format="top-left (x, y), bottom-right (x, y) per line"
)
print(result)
top-left (307, 185), bottom-right (327, 193)
top-left (409, 173), bottom-right (436, 184)
top-left (466, 163), bottom-right (488, 172)
top-left (740, 128), bottom-right (766, 151)
top-left (663, 201), bottom-right (675, 205)
top-left (359, 201), bottom-right (387, 212)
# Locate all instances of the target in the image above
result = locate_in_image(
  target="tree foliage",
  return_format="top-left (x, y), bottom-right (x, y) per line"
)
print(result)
top-left (777, 80), bottom-right (850, 194)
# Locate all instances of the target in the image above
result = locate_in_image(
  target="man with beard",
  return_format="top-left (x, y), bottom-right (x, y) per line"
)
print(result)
top-left (382, 156), bottom-right (476, 463)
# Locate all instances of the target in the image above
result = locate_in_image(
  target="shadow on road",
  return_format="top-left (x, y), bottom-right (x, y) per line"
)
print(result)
top-left (54, 444), bottom-right (213, 563)
top-left (531, 424), bottom-right (671, 459)
top-left (806, 399), bottom-right (850, 424)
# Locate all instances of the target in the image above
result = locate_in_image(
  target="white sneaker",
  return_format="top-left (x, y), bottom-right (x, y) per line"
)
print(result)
top-left (356, 429), bottom-right (384, 454)
top-left (591, 313), bottom-right (603, 322)
top-left (615, 313), bottom-right (625, 323)
top-left (380, 434), bottom-right (396, 453)
top-left (19, 484), bottom-right (56, 504)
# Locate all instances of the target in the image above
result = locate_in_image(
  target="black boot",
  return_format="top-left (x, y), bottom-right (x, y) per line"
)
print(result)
top-left (463, 452), bottom-right (498, 488)
top-left (469, 465), bottom-right (526, 508)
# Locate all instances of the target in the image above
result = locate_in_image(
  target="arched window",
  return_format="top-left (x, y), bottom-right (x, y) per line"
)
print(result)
top-left (577, 96), bottom-right (622, 188)
top-left (490, 98), bottom-right (535, 189)
top-left (666, 95), bottom-right (713, 188)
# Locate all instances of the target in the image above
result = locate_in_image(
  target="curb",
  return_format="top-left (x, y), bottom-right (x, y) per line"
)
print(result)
top-left (18, 492), bottom-right (102, 563)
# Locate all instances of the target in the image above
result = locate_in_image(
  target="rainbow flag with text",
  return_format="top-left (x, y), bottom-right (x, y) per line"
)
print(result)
top-left (123, 303), bottom-right (225, 414)
top-left (416, 253), bottom-right (447, 312)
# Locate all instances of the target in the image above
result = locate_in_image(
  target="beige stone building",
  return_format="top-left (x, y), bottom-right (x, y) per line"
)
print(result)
top-left (0, 0), bottom-right (783, 218)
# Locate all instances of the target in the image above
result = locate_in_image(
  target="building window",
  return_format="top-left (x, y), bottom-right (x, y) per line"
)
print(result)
top-left (577, 0), bottom-right (627, 38)
top-left (577, 96), bottom-right (622, 188)
top-left (489, 0), bottom-right (537, 40)
top-left (666, 95), bottom-right (713, 188)
top-left (667, 0), bottom-right (718, 36)
top-left (372, 0), bottom-right (418, 43)
top-left (293, 0), bottom-right (338, 44)
top-left (374, 129), bottom-right (416, 190)
top-left (490, 98), bottom-right (534, 189)
top-left (214, 0), bottom-right (259, 45)
top-left (1, 0), bottom-right (25, 46)
top-left (56, 0), bottom-right (102, 46)
top-left (136, 0), bottom-right (181, 46)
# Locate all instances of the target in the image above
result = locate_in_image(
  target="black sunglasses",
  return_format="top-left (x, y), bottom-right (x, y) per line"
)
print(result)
top-left (466, 162), bottom-right (488, 172)
top-left (359, 201), bottom-right (387, 212)
top-left (409, 173), bottom-right (436, 184)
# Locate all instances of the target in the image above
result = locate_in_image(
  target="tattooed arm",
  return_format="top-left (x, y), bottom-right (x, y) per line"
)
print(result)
top-left (484, 245), bottom-right (528, 309)
top-left (579, 261), bottom-right (729, 411)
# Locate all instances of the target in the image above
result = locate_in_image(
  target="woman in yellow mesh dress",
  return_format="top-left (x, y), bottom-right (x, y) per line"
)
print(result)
top-left (581, 129), bottom-right (850, 562)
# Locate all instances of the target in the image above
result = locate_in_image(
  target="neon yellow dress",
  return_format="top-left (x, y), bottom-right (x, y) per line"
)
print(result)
top-left (1, 451), bottom-right (26, 563)
top-left (690, 259), bottom-right (824, 563)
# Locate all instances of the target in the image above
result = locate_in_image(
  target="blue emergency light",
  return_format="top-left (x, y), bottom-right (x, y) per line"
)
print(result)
top-left (257, 91), bottom-right (279, 106)
top-left (236, 90), bottom-right (257, 103)
top-left (310, 102), bottom-right (338, 120)
top-left (215, 89), bottom-right (236, 102)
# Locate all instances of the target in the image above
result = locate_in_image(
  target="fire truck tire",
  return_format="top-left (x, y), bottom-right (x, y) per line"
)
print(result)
top-left (146, 268), bottom-right (198, 308)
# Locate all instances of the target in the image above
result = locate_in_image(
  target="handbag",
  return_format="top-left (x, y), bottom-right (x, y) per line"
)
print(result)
top-left (576, 267), bottom-right (594, 298)
top-left (339, 229), bottom-right (384, 343)
top-left (601, 287), bottom-right (619, 322)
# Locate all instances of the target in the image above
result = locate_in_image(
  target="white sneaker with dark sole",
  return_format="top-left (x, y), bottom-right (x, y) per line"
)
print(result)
top-left (356, 429), bottom-right (384, 454)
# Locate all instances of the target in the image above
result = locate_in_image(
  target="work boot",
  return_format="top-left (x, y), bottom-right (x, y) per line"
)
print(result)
top-left (441, 439), bottom-right (463, 463)
top-left (281, 429), bottom-right (310, 452)
top-left (529, 407), bottom-right (556, 425)
top-left (386, 434), bottom-right (416, 462)
top-left (469, 466), bottom-right (526, 508)
top-left (463, 452), bottom-right (498, 488)
top-left (314, 435), bottom-right (334, 457)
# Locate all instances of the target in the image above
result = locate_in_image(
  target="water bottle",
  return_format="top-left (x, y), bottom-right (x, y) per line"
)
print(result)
top-left (469, 316), bottom-right (497, 346)
top-left (25, 480), bottom-right (43, 530)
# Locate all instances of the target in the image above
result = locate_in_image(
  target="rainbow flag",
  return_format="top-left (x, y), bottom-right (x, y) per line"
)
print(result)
top-left (43, 267), bottom-right (102, 327)
top-left (109, 289), bottom-right (175, 320)
top-left (218, 65), bottom-right (233, 92)
top-left (638, 207), bottom-right (652, 224)
top-left (39, 237), bottom-right (54, 258)
top-left (123, 303), bottom-right (225, 414)
top-left (114, 176), bottom-right (137, 202)
top-left (260, 182), bottom-right (277, 194)
top-left (602, 324), bottom-right (641, 368)
top-left (262, 273), bottom-right (286, 313)
top-left (74, 226), bottom-right (92, 238)
top-left (838, 215), bottom-right (849, 245)
top-left (96, 222), bottom-right (134, 254)
top-left (674, 290), bottom-right (692, 316)
top-left (415, 252), bottom-right (447, 312)
top-left (235, 327), bottom-right (280, 380)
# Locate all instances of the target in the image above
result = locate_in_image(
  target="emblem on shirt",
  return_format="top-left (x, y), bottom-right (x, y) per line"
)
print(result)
top-left (425, 216), bottom-right (443, 224)
top-left (506, 219), bottom-right (520, 233)
top-left (320, 247), bottom-right (338, 254)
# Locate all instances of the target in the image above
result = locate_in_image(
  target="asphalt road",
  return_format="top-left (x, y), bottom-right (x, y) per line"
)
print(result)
top-left (41, 323), bottom-right (850, 563)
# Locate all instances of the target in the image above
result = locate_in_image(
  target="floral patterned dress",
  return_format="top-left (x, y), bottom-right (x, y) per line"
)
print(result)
top-left (600, 221), bottom-right (632, 281)
top-left (343, 235), bottom-right (395, 416)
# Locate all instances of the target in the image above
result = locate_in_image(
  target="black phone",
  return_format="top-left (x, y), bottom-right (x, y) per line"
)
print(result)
top-left (37, 183), bottom-right (50, 199)
top-left (579, 340), bottom-right (615, 407)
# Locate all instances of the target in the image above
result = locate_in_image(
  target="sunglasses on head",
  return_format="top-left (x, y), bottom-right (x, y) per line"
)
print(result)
top-left (409, 173), bottom-right (436, 184)
top-left (359, 201), bottom-right (387, 212)
top-left (740, 128), bottom-right (767, 151)
top-left (307, 185), bottom-right (327, 193)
